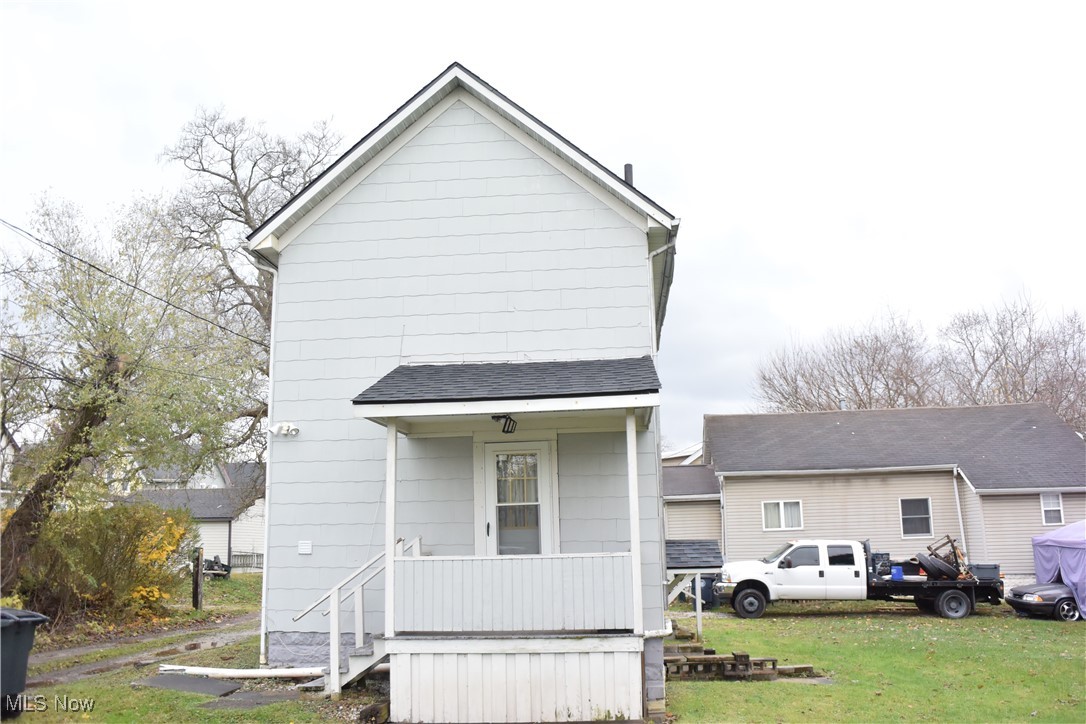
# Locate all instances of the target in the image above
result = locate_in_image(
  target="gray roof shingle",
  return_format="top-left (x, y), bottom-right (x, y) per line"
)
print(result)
top-left (662, 466), bottom-right (719, 497)
top-left (665, 539), bottom-right (724, 571)
top-left (352, 357), bottom-right (660, 405)
top-left (126, 488), bottom-right (256, 520)
top-left (705, 403), bottom-right (1085, 491)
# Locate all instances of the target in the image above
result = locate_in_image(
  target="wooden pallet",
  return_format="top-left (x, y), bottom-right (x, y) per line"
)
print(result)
top-left (666, 651), bottom-right (779, 681)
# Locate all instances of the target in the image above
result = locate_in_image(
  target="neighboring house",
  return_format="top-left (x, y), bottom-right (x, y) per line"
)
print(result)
top-left (247, 62), bottom-right (679, 721)
top-left (128, 462), bottom-right (266, 570)
top-left (662, 465), bottom-right (722, 549)
top-left (661, 441), bottom-right (703, 466)
top-left (703, 403), bottom-right (1086, 575)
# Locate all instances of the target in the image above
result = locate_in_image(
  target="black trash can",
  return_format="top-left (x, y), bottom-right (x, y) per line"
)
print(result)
top-left (1, 608), bottom-right (50, 719)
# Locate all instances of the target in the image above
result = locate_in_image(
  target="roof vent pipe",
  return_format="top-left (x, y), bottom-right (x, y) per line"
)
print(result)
top-left (624, 163), bottom-right (634, 186)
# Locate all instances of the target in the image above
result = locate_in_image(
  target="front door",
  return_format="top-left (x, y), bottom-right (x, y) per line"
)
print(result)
top-left (483, 442), bottom-right (555, 555)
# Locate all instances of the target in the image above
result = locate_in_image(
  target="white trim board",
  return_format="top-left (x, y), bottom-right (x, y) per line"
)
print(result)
top-left (354, 393), bottom-right (660, 421)
top-left (385, 635), bottom-right (644, 655)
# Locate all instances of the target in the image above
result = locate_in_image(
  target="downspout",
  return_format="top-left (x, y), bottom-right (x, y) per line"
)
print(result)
top-left (227, 520), bottom-right (233, 568)
top-left (952, 466), bottom-right (968, 560)
top-left (251, 251), bottom-right (278, 666)
top-left (718, 473), bottom-right (728, 562)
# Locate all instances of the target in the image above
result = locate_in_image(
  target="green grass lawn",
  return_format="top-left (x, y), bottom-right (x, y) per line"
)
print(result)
top-left (29, 574), bottom-right (265, 677)
top-left (26, 634), bottom-right (377, 722)
top-left (667, 601), bottom-right (1085, 723)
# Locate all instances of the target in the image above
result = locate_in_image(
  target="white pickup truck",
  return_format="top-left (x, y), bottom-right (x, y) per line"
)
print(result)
top-left (714, 538), bottom-right (1004, 620)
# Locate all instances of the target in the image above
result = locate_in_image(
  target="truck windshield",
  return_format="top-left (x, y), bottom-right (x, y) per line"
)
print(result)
top-left (762, 542), bottom-right (793, 564)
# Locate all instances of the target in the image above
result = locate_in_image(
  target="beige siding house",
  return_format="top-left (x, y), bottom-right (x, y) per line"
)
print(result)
top-left (662, 465), bottom-right (721, 548)
top-left (703, 404), bottom-right (1085, 575)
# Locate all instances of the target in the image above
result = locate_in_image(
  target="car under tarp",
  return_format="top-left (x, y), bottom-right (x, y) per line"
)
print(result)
top-left (1032, 519), bottom-right (1086, 611)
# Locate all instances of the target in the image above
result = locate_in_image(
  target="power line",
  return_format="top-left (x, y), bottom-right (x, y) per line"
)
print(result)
top-left (0, 218), bottom-right (267, 348)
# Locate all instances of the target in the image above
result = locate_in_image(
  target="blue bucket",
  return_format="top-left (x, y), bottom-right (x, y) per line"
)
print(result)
top-left (890, 565), bottom-right (904, 581)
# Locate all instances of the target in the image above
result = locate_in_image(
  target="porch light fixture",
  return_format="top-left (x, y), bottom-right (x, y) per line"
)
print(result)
top-left (491, 414), bottom-right (517, 434)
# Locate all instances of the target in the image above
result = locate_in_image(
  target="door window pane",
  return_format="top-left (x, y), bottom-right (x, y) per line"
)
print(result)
top-left (495, 452), bottom-right (541, 555)
top-left (788, 546), bottom-right (820, 567)
top-left (828, 545), bottom-right (855, 566)
top-left (498, 505), bottom-right (540, 555)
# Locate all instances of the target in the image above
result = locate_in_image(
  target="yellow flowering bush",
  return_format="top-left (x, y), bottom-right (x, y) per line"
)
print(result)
top-left (16, 503), bottom-right (197, 620)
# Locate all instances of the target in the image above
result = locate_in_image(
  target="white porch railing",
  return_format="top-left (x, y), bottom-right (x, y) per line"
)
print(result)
top-left (294, 536), bottom-right (422, 695)
top-left (393, 551), bottom-right (634, 633)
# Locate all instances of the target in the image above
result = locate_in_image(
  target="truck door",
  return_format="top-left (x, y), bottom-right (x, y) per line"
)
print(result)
top-left (824, 544), bottom-right (865, 599)
top-left (774, 545), bottom-right (826, 599)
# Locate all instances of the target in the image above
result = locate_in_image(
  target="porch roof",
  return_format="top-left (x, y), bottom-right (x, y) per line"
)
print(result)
top-left (352, 357), bottom-right (661, 432)
top-left (665, 539), bottom-right (724, 573)
top-left (353, 356), bottom-right (659, 404)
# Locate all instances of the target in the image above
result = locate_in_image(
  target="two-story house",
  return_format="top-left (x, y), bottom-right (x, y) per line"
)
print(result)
top-left (248, 63), bottom-right (680, 722)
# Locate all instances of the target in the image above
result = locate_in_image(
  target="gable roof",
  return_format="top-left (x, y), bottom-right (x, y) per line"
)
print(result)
top-left (247, 62), bottom-right (679, 342)
top-left (661, 465), bottom-right (719, 498)
top-left (353, 356), bottom-right (660, 405)
top-left (127, 487), bottom-right (257, 521)
top-left (704, 403), bottom-right (1086, 492)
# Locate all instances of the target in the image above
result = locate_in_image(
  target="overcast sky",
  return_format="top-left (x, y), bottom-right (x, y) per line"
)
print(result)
top-left (2, 1), bottom-right (1083, 448)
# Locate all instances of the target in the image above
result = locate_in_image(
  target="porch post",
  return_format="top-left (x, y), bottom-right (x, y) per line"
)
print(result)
top-left (384, 420), bottom-right (398, 638)
top-left (625, 410), bottom-right (644, 635)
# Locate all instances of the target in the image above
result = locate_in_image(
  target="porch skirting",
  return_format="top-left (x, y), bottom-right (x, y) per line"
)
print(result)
top-left (386, 634), bottom-right (645, 722)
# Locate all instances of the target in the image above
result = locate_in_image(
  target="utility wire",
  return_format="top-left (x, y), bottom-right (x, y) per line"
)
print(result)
top-left (1, 218), bottom-right (266, 348)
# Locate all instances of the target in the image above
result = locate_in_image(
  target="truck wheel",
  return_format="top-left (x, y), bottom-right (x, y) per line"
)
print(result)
top-left (1053, 599), bottom-right (1081, 622)
top-left (936, 589), bottom-right (971, 619)
top-left (734, 589), bottom-right (766, 619)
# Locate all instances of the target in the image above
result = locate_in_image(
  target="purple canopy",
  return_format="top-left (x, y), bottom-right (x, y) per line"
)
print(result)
top-left (1032, 520), bottom-right (1086, 611)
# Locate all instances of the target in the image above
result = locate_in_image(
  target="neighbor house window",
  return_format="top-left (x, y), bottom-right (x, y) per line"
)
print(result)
top-left (900, 498), bottom-right (932, 537)
top-left (762, 500), bottom-right (802, 530)
top-left (1040, 493), bottom-right (1063, 526)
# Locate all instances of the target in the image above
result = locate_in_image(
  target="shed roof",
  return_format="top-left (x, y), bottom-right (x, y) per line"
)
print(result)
top-left (704, 403), bottom-right (1085, 491)
top-left (665, 539), bottom-right (724, 571)
top-left (661, 465), bottom-right (719, 498)
top-left (352, 356), bottom-right (660, 405)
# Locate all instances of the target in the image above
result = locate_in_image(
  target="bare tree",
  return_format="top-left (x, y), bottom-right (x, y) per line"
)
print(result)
top-left (755, 300), bottom-right (1085, 432)
top-left (756, 315), bottom-right (940, 412)
top-left (939, 300), bottom-right (1085, 432)
top-left (162, 109), bottom-right (341, 455)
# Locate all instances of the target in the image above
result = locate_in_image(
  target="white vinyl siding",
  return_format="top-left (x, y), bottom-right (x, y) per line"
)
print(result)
top-left (665, 501), bottom-right (722, 546)
top-left (762, 500), bottom-right (802, 531)
top-left (231, 499), bottom-right (265, 565)
top-left (197, 521), bottom-right (230, 562)
top-left (1040, 493), bottom-right (1063, 525)
top-left (981, 492), bottom-right (1086, 575)
top-left (900, 497), bottom-right (933, 538)
top-left (262, 95), bottom-right (660, 664)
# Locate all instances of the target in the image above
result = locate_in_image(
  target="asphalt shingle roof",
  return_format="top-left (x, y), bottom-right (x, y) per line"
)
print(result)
top-left (662, 466), bottom-right (719, 497)
top-left (352, 357), bottom-right (660, 405)
top-left (704, 403), bottom-right (1085, 491)
top-left (127, 488), bottom-right (255, 520)
top-left (665, 539), bottom-right (724, 571)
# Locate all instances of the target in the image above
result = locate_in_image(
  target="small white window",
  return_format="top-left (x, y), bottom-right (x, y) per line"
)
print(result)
top-left (762, 500), bottom-right (803, 531)
top-left (900, 498), bottom-right (933, 538)
top-left (1040, 493), bottom-right (1063, 526)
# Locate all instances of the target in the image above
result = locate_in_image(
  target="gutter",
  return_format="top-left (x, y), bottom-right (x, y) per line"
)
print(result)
top-left (718, 464), bottom-right (959, 478)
